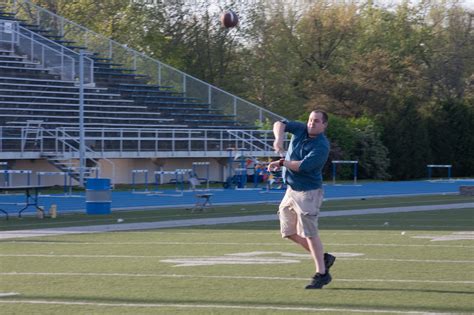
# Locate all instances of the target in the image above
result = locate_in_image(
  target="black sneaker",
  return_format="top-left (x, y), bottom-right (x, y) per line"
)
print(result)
top-left (324, 253), bottom-right (336, 271)
top-left (305, 272), bottom-right (332, 289)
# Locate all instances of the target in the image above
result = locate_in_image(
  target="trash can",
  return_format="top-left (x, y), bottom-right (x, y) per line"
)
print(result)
top-left (86, 178), bottom-right (111, 215)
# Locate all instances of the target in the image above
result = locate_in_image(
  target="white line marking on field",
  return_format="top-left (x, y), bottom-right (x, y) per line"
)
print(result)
top-left (0, 292), bottom-right (19, 297)
top-left (0, 253), bottom-right (472, 264)
top-left (161, 251), bottom-right (364, 267)
top-left (327, 242), bottom-right (474, 248)
top-left (0, 299), bottom-right (453, 314)
top-left (161, 256), bottom-right (300, 267)
top-left (411, 231), bottom-right (474, 241)
top-left (2, 272), bottom-right (473, 284)
top-left (345, 258), bottom-right (474, 263)
top-left (4, 241), bottom-right (473, 248)
top-left (1, 203), bottom-right (473, 240)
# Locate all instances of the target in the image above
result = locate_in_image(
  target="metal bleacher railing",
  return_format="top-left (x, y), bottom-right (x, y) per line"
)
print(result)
top-left (0, 19), bottom-right (93, 83)
top-left (41, 128), bottom-right (116, 183)
top-left (3, 0), bottom-right (284, 126)
top-left (0, 126), bottom-right (286, 158)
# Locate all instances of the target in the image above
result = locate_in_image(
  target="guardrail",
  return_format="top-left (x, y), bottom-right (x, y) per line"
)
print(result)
top-left (0, 126), bottom-right (288, 157)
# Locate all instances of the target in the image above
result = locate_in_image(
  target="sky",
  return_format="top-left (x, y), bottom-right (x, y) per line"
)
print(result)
top-left (135, 0), bottom-right (473, 13)
top-left (379, 0), bottom-right (473, 9)
top-left (142, 0), bottom-right (473, 9)
top-left (206, 0), bottom-right (474, 10)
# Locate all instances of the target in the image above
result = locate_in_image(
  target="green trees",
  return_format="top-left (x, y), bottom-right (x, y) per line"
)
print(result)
top-left (324, 115), bottom-right (390, 180)
top-left (425, 100), bottom-right (474, 177)
top-left (33, 0), bottom-right (473, 179)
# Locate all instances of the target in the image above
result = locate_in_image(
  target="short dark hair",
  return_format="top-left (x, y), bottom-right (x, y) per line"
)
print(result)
top-left (311, 110), bottom-right (328, 123)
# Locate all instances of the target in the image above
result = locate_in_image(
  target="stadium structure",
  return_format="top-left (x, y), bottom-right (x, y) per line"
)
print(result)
top-left (0, 0), bottom-right (286, 186)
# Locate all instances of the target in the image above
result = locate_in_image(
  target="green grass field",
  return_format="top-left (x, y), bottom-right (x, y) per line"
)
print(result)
top-left (0, 195), bottom-right (473, 314)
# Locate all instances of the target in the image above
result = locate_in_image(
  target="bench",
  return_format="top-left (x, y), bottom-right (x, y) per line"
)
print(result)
top-left (118, 83), bottom-right (174, 89)
top-left (7, 121), bottom-right (186, 129)
top-left (193, 193), bottom-right (213, 212)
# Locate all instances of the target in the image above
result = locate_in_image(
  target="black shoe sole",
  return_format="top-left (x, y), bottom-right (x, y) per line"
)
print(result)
top-left (305, 273), bottom-right (332, 289)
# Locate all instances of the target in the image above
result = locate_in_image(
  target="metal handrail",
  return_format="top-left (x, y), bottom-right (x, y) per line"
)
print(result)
top-left (226, 129), bottom-right (275, 152)
top-left (42, 128), bottom-right (116, 184)
top-left (0, 126), bottom-right (288, 157)
top-left (0, 19), bottom-right (94, 83)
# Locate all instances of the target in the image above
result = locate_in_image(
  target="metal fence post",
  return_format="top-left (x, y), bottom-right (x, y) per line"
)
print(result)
top-left (79, 50), bottom-right (85, 186)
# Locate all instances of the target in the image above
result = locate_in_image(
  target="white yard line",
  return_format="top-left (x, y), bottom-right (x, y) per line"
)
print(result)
top-left (0, 254), bottom-right (472, 264)
top-left (1, 203), bottom-right (473, 240)
top-left (0, 299), bottom-right (454, 314)
top-left (3, 241), bottom-right (473, 248)
top-left (1, 272), bottom-right (473, 285)
top-left (0, 293), bottom-right (19, 297)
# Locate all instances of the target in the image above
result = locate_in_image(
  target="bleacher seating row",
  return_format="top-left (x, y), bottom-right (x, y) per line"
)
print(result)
top-left (0, 8), bottom-right (251, 131)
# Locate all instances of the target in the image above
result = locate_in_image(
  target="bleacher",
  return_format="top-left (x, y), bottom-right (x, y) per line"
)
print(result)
top-left (0, 1), bottom-right (284, 186)
top-left (0, 8), bottom-right (249, 131)
top-left (0, 73), bottom-right (180, 129)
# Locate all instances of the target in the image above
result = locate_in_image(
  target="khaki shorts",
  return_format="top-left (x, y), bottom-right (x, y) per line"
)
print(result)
top-left (278, 187), bottom-right (324, 238)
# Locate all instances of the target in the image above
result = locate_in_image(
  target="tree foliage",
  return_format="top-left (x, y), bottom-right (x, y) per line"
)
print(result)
top-left (32, 0), bottom-right (473, 179)
top-left (324, 114), bottom-right (390, 180)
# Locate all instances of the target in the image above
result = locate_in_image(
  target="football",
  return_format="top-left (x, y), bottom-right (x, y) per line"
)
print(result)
top-left (220, 10), bottom-right (239, 28)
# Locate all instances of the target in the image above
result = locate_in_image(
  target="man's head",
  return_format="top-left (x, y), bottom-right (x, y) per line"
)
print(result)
top-left (307, 110), bottom-right (328, 137)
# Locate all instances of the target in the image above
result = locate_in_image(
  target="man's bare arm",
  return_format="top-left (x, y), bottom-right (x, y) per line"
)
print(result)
top-left (273, 121), bottom-right (286, 155)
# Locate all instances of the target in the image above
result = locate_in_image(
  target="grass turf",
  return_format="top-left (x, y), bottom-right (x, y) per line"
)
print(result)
top-left (0, 195), bottom-right (473, 314)
top-left (0, 194), bottom-right (472, 231)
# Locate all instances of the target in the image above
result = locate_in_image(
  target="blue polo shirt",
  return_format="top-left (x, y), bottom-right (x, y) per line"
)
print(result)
top-left (282, 120), bottom-right (330, 191)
